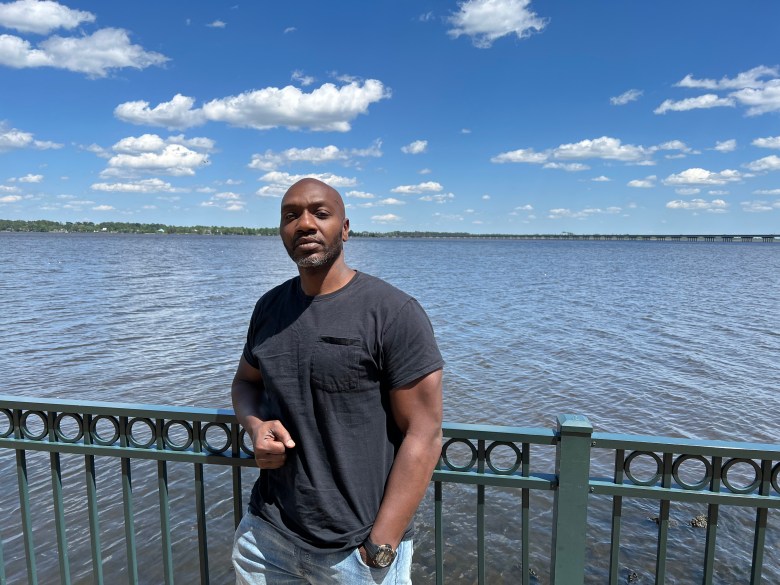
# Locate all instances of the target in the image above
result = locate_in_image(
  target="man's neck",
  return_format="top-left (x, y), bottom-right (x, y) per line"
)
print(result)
top-left (298, 259), bottom-right (356, 297)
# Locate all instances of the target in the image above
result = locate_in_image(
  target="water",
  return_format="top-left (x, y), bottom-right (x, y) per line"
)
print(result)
top-left (1, 232), bottom-right (779, 583)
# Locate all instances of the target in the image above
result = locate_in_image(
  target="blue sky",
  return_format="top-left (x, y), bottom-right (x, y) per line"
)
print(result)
top-left (1, 0), bottom-right (780, 234)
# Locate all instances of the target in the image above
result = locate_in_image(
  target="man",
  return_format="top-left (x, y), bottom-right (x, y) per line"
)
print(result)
top-left (231, 178), bottom-right (444, 584)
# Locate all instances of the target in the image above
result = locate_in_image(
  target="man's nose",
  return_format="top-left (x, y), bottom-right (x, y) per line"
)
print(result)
top-left (297, 210), bottom-right (316, 231)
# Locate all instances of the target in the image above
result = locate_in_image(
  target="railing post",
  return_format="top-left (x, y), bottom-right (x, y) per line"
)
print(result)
top-left (551, 414), bottom-right (593, 585)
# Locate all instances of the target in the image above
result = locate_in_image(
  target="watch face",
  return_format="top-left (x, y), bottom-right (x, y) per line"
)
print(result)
top-left (374, 545), bottom-right (396, 568)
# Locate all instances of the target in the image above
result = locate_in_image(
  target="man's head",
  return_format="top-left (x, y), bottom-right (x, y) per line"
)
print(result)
top-left (280, 178), bottom-right (349, 269)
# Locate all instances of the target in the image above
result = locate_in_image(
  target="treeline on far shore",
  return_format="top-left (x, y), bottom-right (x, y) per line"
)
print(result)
top-left (1, 219), bottom-right (485, 238)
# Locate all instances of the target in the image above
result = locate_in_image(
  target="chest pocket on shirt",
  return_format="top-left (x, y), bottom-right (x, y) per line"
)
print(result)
top-left (310, 336), bottom-right (361, 392)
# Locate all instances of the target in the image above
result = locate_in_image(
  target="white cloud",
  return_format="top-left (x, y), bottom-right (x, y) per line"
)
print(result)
top-left (115, 80), bottom-right (389, 132)
top-left (14, 173), bottom-right (43, 182)
top-left (741, 199), bottom-right (780, 213)
top-left (515, 204), bottom-right (533, 211)
top-left (346, 190), bottom-right (375, 199)
top-left (0, 123), bottom-right (61, 151)
top-left (359, 197), bottom-right (405, 208)
top-left (627, 175), bottom-right (656, 188)
top-left (0, 0), bottom-right (95, 34)
top-left (662, 168), bottom-right (742, 185)
top-left (206, 20), bottom-right (226, 28)
top-left (591, 175), bottom-right (611, 182)
top-left (0, 28), bottom-right (168, 77)
top-left (255, 171), bottom-right (357, 198)
top-left (201, 191), bottom-right (245, 211)
top-left (291, 70), bottom-right (315, 86)
top-left (675, 66), bottom-right (778, 90)
top-left (111, 133), bottom-right (215, 154)
top-left (554, 136), bottom-right (649, 162)
top-left (92, 204), bottom-right (115, 211)
top-left (708, 190), bottom-right (729, 195)
top-left (114, 94), bottom-right (206, 129)
top-left (732, 80), bottom-right (780, 116)
top-left (283, 27), bottom-right (296, 34)
top-left (675, 188), bottom-right (701, 195)
top-left (654, 94), bottom-right (735, 114)
top-left (419, 168), bottom-right (432, 175)
top-left (91, 178), bottom-right (182, 193)
top-left (0, 185), bottom-right (19, 192)
top-left (102, 144), bottom-right (210, 178)
top-left (744, 155), bottom-right (780, 172)
top-left (391, 181), bottom-right (443, 194)
top-left (548, 206), bottom-right (621, 220)
top-left (401, 140), bottom-right (428, 154)
top-left (419, 193), bottom-right (455, 203)
top-left (714, 139), bottom-right (736, 152)
top-left (481, 194), bottom-right (490, 200)
top-left (447, 0), bottom-right (548, 49)
top-left (753, 188), bottom-right (780, 195)
top-left (665, 198), bottom-right (728, 212)
top-left (371, 213), bottom-right (401, 223)
top-left (248, 141), bottom-right (382, 171)
top-left (461, 128), bottom-right (471, 134)
top-left (491, 148), bottom-right (548, 163)
top-left (752, 136), bottom-right (780, 149)
top-left (542, 162), bottom-right (589, 171)
top-left (610, 89), bottom-right (642, 106)
top-left (0, 194), bottom-right (22, 203)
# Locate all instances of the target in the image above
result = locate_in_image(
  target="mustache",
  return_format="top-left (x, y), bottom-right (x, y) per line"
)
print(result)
top-left (293, 235), bottom-right (324, 247)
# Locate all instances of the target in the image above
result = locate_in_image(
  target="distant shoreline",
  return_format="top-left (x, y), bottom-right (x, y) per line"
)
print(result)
top-left (1, 219), bottom-right (778, 242)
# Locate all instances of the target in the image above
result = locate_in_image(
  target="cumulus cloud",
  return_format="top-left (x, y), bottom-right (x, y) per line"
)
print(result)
top-left (447, 0), bottom-right (548, 48)
top-left (255, 171), bottom-right (357, 198)
top-left (114, 80), bottom-right (389, 132)
top-left (419, 193), bottom-right (455, 203)
top-left (0, 0), bottom-right (95, 34)
top-left (714, 139), bottom-right (736, 152)
top-left (92, 204), bottom-right (114, 211)
top-left (554, 136), bottom-right (651, 162)
top-left (346, 190), bottom-right (375, 199)
top-left (371, 213), bottom-right (401, 223)
top-left (548, 206), bottom-right (621, 220)
top-left (0, 194), bottom-right (23, 203)
top-left (91, 178), bottom-right (183, 193)
top-left (591, 175), bottom-right (611, 182)
top-left (11, 173), bottom-right (43, 182)
top-left (662, 168), bottom-right (742, 186)
top-left (610, 89), bottom-right (642, 106)
top-left (491, 148), bottom-right (548, 164)
top-left (674, 66), bottom-right (778, 91)
top-left (401, 140), bottom-right (428, 154)
top-left (358, 197), bottom-right (405, 208)
top-left (675, 188), bottom-right (701, 195)
top-left (654, 94), bottom-right (735, 115)
top-left (201, 191), bottom-right (245, 212)
top-left (542, 162), bottom-right (589, 171)
top-left (248, 141), bottom-right (382, 171)
top-left (753, 188), bottom-right (780, 195)
top-left (665, 198), bottom-right (728, 212)
top-left (0, 28), bottom-right (168, 77)
top-left (744, 155), bottom-right (780, 172)
top-left (741, 199), bottom-right (780, 213)
top-left (291, 70), bottom-right (315, 86)
top-left (391, 181), bottom-right (443, 194)
top-left (206, 20), bottom-right (226, 28)
top-left (0, 123), bottom-right (61, 151)
top-left (94, 133), bottom-right (213, 178)
top-left (732, 80), bottom-right (780, 116)
top-left (752, 136), bottom-right (780, 149)
top-left (627, 175), bottom-right (656, 188)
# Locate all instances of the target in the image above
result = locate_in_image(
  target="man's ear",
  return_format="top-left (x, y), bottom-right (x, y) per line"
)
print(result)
top-left (342, 218), bottom-right (350, 241)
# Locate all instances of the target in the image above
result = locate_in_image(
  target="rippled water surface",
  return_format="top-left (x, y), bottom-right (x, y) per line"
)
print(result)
top-left (1, 233), bottom-right (779, 583)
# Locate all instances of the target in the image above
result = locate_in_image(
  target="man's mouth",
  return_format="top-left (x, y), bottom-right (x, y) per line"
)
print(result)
top-left (294, 237), bottom-right (323, 250)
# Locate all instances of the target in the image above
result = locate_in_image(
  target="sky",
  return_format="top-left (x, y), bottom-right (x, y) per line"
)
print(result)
top-left (1, 0), bottom-right (780, 234)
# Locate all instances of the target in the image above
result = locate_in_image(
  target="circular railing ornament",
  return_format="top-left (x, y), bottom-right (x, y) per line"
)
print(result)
top-left (624, 451), bottom-right (663, 486)
top-left (721, 458), bottom-right (761, 494)
top-left (485, 441), bottom-right (523, 475)
top-left (54, 412), bottom-right (84, 443)
top-left (672, 454), bottom-right (712, 490)
top-left (239, 428), bottom-right (254, 457)
top-left (201, 422), bottom-right (231, 454)
top-left (0, 409), bottom-right (13, 438)
top-left (441, 438), bottom-right (478, 472)
top-left (20, 411), bottom-right (48, 441)
top-left (90, 415), bottom-right (120, 446)
top-left (127, 417), bottom-right (157, 449)
top-left (163, 420), bottom-right (193, 451)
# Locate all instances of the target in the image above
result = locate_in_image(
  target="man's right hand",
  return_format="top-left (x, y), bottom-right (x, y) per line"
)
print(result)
top-left (248, 420), bottom-right (296, 469)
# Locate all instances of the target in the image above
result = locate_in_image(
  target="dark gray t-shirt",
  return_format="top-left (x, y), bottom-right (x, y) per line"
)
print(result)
top-left (242, 271), bottom-right (444, 551)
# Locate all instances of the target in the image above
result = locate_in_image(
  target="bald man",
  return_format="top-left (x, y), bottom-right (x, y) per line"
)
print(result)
top-left (231, 178), bottom-right (444, 584)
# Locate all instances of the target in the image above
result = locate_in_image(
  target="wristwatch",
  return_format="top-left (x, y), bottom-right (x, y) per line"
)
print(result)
top-left (363, 537), bottom-right (397, 568)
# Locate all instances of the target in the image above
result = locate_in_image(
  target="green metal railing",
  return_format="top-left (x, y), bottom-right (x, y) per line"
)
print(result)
top-left (1, 396), bottom-right (779, 584)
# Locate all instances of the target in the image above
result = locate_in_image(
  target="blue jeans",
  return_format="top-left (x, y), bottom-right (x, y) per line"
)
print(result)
top-left (232, 512), bottom-right (413, 585)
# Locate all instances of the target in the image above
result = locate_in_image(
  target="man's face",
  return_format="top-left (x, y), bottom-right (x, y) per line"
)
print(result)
top-left (280, 180), bottom-right (349, 268)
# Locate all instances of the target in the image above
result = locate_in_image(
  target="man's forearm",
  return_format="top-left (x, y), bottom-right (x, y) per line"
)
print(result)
top-left (231, 379), bottom-right (264, 433)
top-left (368, 429), bottom-right (442, 547)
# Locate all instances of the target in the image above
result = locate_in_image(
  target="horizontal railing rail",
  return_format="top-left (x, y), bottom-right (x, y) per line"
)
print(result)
top-left (1, 396), bottom-right (779, 584)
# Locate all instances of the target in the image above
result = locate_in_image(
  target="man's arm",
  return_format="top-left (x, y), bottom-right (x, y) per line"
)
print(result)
top-left (231, 356), bottom-right (295, 469)
top-left (362, 368), bottom-right (443, 557)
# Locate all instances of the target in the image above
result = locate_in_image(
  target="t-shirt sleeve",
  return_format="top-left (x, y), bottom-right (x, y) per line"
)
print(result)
top-left (241, 300), bottom-right (262, 369)
top-left (382, 298), bottom-right (444, 390)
